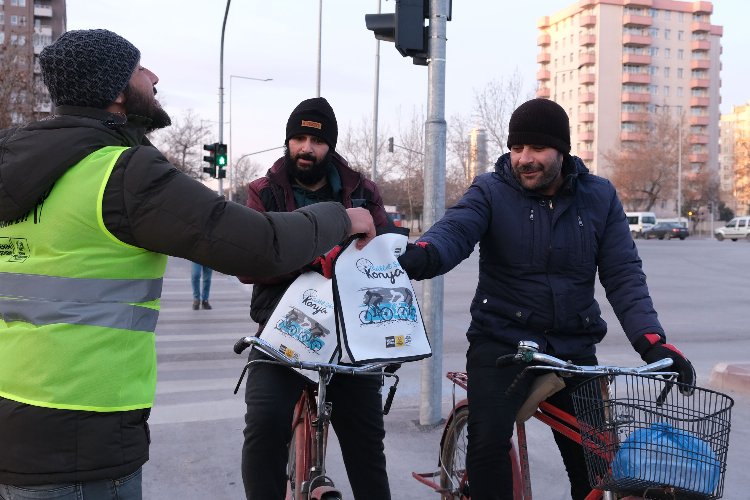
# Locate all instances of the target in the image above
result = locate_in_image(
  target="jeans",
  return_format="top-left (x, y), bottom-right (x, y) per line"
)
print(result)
top-left (241, 350), bottom-right (390, 500)
top-left (465, 339), bottom-right (596, 500)
top-left (190, 262), bottom-right (212, 301)
top-left (0, 468), bottom-right (142, 500)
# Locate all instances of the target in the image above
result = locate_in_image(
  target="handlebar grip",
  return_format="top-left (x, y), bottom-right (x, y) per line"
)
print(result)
top-left (383, 384), bottom-right (398, 415)
top-left (495, 354), bottom-right (518, 368)
top-left (234, 337), bottom-right (252, 354)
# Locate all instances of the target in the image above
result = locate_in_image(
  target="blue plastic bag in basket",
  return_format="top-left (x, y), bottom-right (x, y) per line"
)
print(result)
top-left (611, 422), bottom-right (720, 495)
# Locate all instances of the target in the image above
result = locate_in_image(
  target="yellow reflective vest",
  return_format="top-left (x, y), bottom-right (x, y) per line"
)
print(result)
top-left (0, 146), bottom-right (167, 412)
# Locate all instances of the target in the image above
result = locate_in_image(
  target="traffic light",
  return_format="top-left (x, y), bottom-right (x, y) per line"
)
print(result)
top-left (216, 143), bottom-right (227, 179)
top-left (203, 143), bottom-right (217, 178)
top-left (365, 0), bottom-right (429, 65)
top-left (387, 137), bottom-right (394, 153)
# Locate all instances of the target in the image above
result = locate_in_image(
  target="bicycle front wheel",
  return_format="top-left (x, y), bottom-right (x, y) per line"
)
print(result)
top-left (440, 405), bottom-right (470, 499)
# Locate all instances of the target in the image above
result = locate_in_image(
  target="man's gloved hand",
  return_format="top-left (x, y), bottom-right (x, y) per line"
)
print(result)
top-left (634, 333), bottom-right (696, 396)
top-left (310, 245), bottom-right (343, 279)
top-left (397, 241), bottom-right (441, 281)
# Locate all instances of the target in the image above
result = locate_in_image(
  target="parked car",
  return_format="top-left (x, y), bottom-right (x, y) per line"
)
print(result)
top-left (642, 222), bottom-right (690, 240)
top-left (626, 212), bottom-right (657, 238)
top-left (714, 216), bottom-right (750, 241)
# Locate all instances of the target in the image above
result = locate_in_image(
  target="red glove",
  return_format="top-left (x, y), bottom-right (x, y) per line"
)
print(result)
top-left (634, 333), bottom-right (696, 396)
top-left (310, 245), bottom-right (343, 279)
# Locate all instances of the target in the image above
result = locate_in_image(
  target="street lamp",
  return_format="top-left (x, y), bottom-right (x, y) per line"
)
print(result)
top-left (655, 104), bottom-right (684, 220)
top-left (229, 75), bottom-right (272, 201)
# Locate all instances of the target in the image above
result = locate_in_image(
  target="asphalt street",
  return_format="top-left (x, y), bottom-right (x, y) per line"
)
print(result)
top-left (144, 238), bottom-right (750, 499)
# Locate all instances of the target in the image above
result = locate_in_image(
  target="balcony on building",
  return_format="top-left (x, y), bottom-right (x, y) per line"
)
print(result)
top-left (689, 115), bottom-right (709, 126)
top-left (690, 134), bottom-right (710, 145)
top-left (537, 16), bottom-right (550, 29)
top-left (690, 78), bottom-right (710, 88)
top-left (691, 39), bottom-right (711, 51)
top-left (537, 51), bottom-right (551, 64)
top-left (621, 92), bottom-right (651, 103)
top-left (690, 58), bottom-right (710, 70)
top-left (579, 150), bottom-right (595, 161)
top-left (622, 73), bottom-right (650, 84)
top-left (621, 111), bottom-right (649, 122)
top-left (580, 73), bottom-right (596, 84)
top-left (691, 1), bottom-right (713, 14)
top-left (579, 131), bottom-right (595, 141)
top-left (623, 14), bottom-right (653, 27)
top-left (579, 53), bottom-right (596, 66)
top-left (623, 34), bottom-right (653, 46)
top-left (34, 25), bottom-right (53, 37)
top-left (690, 96), bottom-right (710, 107)
top-left (33, 44), bottom-right (45, 55)
top-left (580, 92), bottom-right (595, 103)
top-left (623, 0), bottom-right (653, 6)
top-left (579, 15), bottom-right (596, 27)
top-left (580, 112), bottom-right (595, 123)
top-left (689, 152), bottom-right (708, 163)
top-left (34, 5), bottom-right (53, 17)
top-left (621, 131), bottom-right (648, 142)
top-left (536, 87), bottom-right (551, 98)
top-left (537, 33), bottom-right (551, 46)
top-left (691, 21), bottom-right (711, 33)
top-left (579, 34), bottom-right (596, 46)
top-left (536, 69), bottom-right (551, 81)
top-left (622, 53), bottom-right (651, 65)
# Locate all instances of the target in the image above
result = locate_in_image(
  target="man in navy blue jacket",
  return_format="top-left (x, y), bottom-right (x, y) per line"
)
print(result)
top-left (398, 98), bottom-right (695, 500)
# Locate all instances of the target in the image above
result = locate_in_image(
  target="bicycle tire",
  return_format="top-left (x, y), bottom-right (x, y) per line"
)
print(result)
top-left (380, 306), bottom-right (393, 321)
top-left (440, 405), bottom-right (470, 499)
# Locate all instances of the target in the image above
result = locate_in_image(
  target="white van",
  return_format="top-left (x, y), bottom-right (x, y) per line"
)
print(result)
top-left (626, 212), bottom-right (657, 239)
top-left (714, 216), bottom-right (750, 241)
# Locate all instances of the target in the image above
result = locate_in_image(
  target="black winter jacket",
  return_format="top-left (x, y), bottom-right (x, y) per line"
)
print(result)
top-left (419, 153), bottom-right (664, 359)
top-left (239, 153), bottom-right (389, 327)
top-left (0, 107), bottom-right (352, 485)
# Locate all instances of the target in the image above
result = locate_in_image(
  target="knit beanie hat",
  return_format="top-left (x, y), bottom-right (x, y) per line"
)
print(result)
top-left (40, 29), bottom-right (141, 109)
top-left (506, 98), bottom-right (571, 153)
top-left (285, 97), bottom-right (338, 149)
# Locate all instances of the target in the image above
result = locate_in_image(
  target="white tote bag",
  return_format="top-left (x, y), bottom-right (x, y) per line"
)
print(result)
top-left (259, 271), bottom-right (339, 381)
top-left (333, 230), bottom-right (432, 364)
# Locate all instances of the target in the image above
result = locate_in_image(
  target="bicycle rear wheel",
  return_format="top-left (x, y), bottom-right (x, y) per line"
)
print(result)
top-left (440, 405), bottom-right (470, 499)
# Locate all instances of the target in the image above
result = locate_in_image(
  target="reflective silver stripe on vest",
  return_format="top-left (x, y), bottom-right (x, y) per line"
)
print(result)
top-left (0, 298), bottom-right (159, 331)
top-left (0, 272), bottom-right (163, 302)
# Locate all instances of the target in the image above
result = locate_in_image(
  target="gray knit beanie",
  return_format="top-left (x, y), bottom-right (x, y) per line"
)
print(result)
top-left (507, 98), bottom-right (571, 154)
top-left (40, 29), bottom-right (140, 108)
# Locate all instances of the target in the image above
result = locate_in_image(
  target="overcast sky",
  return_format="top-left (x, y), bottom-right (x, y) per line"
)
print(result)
top-left (66, 0), bottom-right (749, 171)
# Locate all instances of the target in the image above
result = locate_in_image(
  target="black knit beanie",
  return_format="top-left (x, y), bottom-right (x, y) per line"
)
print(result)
top-left (285, 97), bottom-right (338, 149)
top-left (506, 98), bottom-right (571, 153)
top-left (40, 29), bottom-right (141, 109)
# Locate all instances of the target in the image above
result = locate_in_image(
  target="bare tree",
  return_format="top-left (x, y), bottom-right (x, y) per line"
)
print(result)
top-left (473, 69), bottom-right (531, 160)
top-left (336, 116), bottom-right (399, 182)
top-left (602, 112), bottom-right (686, 211)
top-left (0, 44), bottom-right (47, 128)
top-left (150, 110), bottom-right (212, 179)
top-left (229, 156), bottom-right (267, 206)
top-left (733, 132), bottom-right (750, 214)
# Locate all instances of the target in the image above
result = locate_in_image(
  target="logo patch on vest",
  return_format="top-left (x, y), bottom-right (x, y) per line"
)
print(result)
top-left (301, 120), bottom-right (322, 130)
top-left (0, 237), bottom-right (30, 262)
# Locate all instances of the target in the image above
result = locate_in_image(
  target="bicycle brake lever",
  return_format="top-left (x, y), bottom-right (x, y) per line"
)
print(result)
top-left (383, 384), bottom-right (398, 415)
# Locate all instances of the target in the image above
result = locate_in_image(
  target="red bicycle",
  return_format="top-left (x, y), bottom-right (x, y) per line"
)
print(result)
top-left (234, 336), bottom-right (399, 500)
top-left (413, 340), bottom-right (733, 499)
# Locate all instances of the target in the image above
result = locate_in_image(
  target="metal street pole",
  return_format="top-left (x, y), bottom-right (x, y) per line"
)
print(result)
top-left (420, 0), bottom-right (448, 427)
top-left (316, 0), bottom-right (322, 97)
top-left (218, 0), bottom-right (232, 197)
top-left (371, 0), bottom-right (381, 183)
top-left (229, 75), bottom-right (272, 201)
top-left (677, 118), bottom-right (682, 220)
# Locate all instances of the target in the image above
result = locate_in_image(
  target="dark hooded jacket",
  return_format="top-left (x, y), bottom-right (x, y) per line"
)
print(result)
top-left (418, 152), bottom-right (663, 359)
top-left (0, 107), bottom-right (352, 484)
top-left (239, 153), bottom-right (389, 327)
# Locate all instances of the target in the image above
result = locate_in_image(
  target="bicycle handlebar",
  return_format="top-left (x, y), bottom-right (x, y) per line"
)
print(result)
top-left (495, 341), bottom-right (677, 377)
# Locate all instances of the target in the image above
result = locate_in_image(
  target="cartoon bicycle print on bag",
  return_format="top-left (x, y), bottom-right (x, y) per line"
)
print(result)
top-left (358, 286), bottom-right (417, 325)
top-left (275, 306), bottom-right (331, 353)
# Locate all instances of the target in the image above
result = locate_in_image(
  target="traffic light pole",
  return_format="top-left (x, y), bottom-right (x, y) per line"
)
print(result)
top-left (419, 0), bottom-right (448, 427)
top-left (217, 0), bottom-right (232, 197)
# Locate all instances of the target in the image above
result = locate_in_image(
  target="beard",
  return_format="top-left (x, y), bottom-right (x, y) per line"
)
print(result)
top-left (512, 156), bottom-right (563, 193)
top-left (123, 84), bottom-right (172, 132)
top-left (285, 146), bottom-right (332, 186)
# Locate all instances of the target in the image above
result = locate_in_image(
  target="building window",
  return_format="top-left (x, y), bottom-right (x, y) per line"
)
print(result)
top-left (678, 30), bottom-right (684, 40)
top-left (677, 49), bottom-right (684, 60)
top-left (649, 85), bottom-right (658, 95)
top-left (677, 68), bottom-right (684, 78)
top-left (664, 86), bottom-right (670, 96)
top-left (0, 32), bottom-right (4, 44)
top-left (664, 29), bottom-right (671, 40)
top-left (10, 15), bottom-right (18, 26)
top-left (664, 67), bottom-right (670, 77)
top-left (677, 87), bottom-right (684, 97)
top-left (649, 47), bottom-right (659, 56)
top-left (664, 48), bottom-right (671, 59)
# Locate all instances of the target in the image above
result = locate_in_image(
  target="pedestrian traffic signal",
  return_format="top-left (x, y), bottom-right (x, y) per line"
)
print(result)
top-left (365, 0), bottom-right (429, 65)
top-left (216, 143), bottom-right (227, 179)
top-left (203, 143), bottom-right (217, 178)
top-left (387, 137), bottom-right (394, 153)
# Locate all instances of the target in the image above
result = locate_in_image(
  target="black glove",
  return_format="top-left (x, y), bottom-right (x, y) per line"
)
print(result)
top-left (634, 333), bottom-right (696, 396)
top-left (397, 241), bottom-right (442, 281)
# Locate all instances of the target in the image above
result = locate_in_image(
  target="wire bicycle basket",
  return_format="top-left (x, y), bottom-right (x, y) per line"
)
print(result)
top-left (572, 374), bottom-right (733, 499)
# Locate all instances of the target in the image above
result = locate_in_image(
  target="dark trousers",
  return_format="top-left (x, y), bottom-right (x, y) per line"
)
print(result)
top-left (241, 350), bottom-right (390, 500)
top-left (465, 339), bottom-right (596, 500)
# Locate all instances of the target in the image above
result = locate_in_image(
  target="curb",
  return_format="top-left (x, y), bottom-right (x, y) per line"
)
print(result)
top-left (709, 363), bottom-right (750, 394)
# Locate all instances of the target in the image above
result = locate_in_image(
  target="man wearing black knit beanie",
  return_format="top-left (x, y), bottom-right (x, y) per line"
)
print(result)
top-left (0, 31), bottom-right (376, 500)
top-left (397, 98), bottom-right (695, 499)
top-left (238, 97), bottom-right (392, 499)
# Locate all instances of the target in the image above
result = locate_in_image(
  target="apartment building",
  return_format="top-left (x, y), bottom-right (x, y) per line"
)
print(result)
top-left (719, 102), bottom-right (750, 214)
top-left (536, 0), bottom-right (722, 214)
top-left (0, 0), bottom-right (66, 120)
